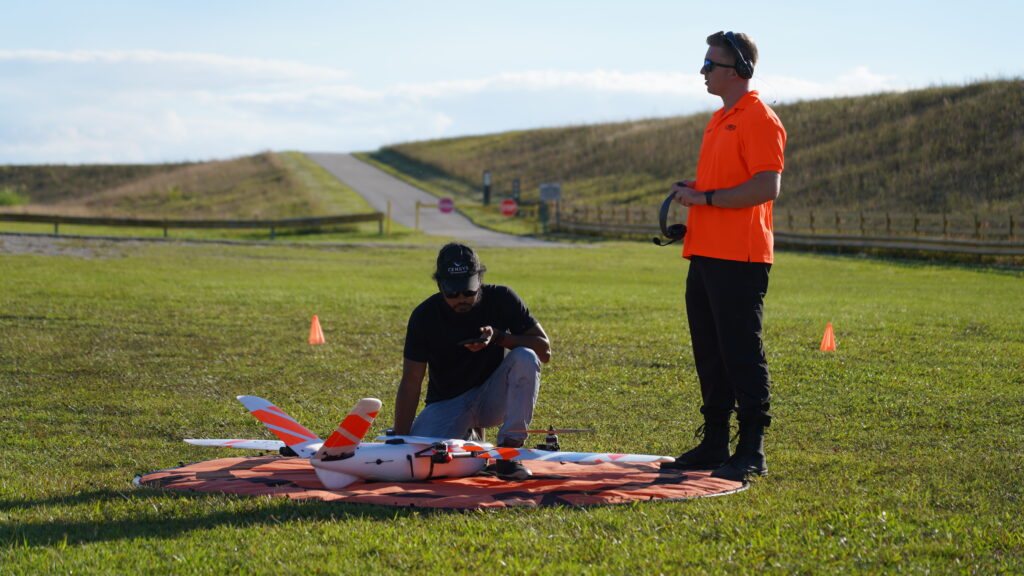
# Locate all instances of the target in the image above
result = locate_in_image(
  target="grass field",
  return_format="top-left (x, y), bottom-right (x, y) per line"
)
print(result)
top-left (1, 238), bottom-right (1021, 574)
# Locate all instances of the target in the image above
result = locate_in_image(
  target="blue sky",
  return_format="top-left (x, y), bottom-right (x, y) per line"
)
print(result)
top-left (2, 0), bottom-right (1021, 164)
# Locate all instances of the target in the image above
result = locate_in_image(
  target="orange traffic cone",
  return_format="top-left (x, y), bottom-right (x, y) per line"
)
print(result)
top-left (819, 322), bottom-right (836, 351)
top-left (309, 315), bottom-right (325, 345)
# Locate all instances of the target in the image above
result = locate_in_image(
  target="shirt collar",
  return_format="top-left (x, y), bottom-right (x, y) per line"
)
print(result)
top-left (714, 90), bottom-right (759, 120)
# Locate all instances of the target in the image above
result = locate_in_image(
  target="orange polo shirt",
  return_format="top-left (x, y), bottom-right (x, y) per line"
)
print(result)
top-left (683, 91), bottom-right (786, 263)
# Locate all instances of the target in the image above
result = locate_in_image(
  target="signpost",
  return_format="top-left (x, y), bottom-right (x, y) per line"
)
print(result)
top-left (539, 182), bottom-right (562, 202)
top-left (438, 198), bottom-right (454, 214)
top-left (539, 182), bottom-right (562, 231)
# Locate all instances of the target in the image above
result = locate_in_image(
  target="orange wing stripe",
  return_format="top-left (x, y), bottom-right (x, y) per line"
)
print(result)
top-left (253, 409), bottom-right (318, 440)
top-left (268, 429), bottom-right (316, 446)
top-left (323, 414), bottom-right (372, 448)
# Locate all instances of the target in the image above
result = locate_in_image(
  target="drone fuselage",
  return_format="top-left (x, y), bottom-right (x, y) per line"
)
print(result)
top-left (310, 440), bottom-right (489, 489)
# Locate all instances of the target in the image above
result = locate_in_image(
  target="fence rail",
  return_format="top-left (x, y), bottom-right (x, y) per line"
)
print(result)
top-left (0, 212), bottom-right (385, 239)
top-left (551, 203), bottom-right (1024, 257)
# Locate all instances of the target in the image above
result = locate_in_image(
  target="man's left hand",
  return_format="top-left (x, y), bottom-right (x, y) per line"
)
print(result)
top-left (672, 181), bottom-right (704, 207)
top-left (462, 326), bottom-right (496, 352)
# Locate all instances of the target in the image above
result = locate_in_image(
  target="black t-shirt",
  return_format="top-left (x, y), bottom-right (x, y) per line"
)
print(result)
top-left (404, 284), bottom-right (538, 404)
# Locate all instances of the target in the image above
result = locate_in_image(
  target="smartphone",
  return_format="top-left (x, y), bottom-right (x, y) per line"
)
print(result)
top-left (456, 337), bottom-right (488, 346)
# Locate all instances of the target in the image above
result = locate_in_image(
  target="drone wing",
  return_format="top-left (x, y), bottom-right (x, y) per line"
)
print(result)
top-left (372, 435), bottom-right (494, 450)
top-left (236, 395), bottom-right (324, 458)
top-left (475, 447), bottom-right (675, 464)
top-left (185, 438), bottom-right (286, 451)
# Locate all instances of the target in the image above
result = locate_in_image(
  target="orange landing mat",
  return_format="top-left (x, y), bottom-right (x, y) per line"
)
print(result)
top-left (135, 456), bottom-right (746, 509)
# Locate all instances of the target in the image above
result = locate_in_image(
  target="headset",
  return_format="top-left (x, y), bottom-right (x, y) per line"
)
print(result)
top-left (722, 31), bottom-right (754, 80)
top-left (652, 189), bottom-right (687, 247)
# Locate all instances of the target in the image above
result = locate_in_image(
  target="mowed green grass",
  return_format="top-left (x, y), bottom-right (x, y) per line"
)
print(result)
top-left (1, 240), bottom-right (1022, 574)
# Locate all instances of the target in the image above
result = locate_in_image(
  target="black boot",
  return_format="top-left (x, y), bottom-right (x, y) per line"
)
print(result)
top-left (711, 416), bottom-right (768, 481)
top-left (660, 412), bottom-right (731, 470)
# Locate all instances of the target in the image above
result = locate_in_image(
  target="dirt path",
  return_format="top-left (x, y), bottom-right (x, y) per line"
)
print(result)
top-left (305, 153), bottom-right (560, 248)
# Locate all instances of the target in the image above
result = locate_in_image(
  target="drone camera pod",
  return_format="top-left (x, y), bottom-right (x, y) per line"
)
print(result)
top-left (652, 189), bottom-right (687, 247)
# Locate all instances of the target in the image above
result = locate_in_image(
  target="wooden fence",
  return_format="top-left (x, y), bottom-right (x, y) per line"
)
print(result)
top-left (0, 212), bottom-right (384, 239)
top-left (551, 203), bottom-right (1024, 257)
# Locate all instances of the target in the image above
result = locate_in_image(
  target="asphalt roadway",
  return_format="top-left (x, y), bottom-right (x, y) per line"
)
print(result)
top-left (306, 153), bottom-right (559, 248)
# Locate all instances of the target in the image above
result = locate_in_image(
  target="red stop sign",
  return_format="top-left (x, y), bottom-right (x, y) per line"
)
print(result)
top-left (438, 198), bottom-right (454, 213)
top-left (500, 198), bottom-right (518, 216)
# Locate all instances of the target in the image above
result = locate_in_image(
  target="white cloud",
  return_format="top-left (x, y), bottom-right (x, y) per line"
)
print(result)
top-left (392, 69), bottom-right (708, 101)
top-left (759, 66), bottom-right (909, 103)
top-left (0, 49), bottom-right (352, 83)
top-left (0, 49), bottom-right (917, 163)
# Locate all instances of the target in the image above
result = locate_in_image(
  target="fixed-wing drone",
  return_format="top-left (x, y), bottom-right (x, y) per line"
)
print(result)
top-left (185, 395), bottom-right (675, 489)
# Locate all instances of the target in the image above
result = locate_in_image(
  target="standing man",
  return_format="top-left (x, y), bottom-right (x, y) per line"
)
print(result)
top-left (661, 31), bottom-right (787, 481)
top-left (394, 242), bottom-right (551, 481)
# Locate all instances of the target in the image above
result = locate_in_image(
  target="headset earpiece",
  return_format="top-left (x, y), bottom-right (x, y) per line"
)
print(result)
top-left (723, 31), bottom-right (754, 80)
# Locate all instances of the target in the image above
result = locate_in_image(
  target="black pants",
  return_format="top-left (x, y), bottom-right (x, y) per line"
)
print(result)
top-left (685, 256), bottom-right (772, 422)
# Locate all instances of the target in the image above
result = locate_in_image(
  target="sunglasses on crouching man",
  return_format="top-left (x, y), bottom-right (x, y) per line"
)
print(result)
top-left (443, 289), bottom-right (479, 299)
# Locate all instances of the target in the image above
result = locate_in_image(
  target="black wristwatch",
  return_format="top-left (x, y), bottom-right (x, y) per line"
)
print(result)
top-left (705, 190), bottom-right (715, 206)
top-left (492, 331), bottom-right (507, 347)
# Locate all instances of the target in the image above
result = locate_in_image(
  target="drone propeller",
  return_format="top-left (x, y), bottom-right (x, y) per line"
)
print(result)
top-left (509, 426), bottom-right (593, 452)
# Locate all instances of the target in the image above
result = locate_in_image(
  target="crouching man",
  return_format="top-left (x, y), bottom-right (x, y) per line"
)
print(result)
top-left (393, 243), bottom-right (551, 480)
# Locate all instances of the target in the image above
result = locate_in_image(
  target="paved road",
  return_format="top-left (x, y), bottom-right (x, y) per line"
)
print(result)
top-left (306, 153), bottom-right (558, 248)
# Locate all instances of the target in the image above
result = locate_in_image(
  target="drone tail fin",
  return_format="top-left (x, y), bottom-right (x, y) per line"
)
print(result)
top-left (236, 395), bottom-right (323, 459)
top-left (313, 398), bottom-right (383, 460)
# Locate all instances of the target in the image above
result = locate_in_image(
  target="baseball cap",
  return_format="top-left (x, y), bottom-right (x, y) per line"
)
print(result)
top-left (434, 243), bottom-right (485, 292)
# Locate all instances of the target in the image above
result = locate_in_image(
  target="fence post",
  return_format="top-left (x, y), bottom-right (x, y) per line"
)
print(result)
top-left (860, 211), bottom-right (865, 235)
top-left (809, 211), bottom-right (815, 234)
top-left (942, 213), bottom-right (948, 237)
top-left (974, 214), bottom-right (981, 239)
top-left (1011, 215), bottom-right (1016, 241)
top-left (913, 214), bottom-right (919, 235)
top-left (835, 211), bottom-right (840, 234)
top-left (886, 213), bottom-right (891, 235)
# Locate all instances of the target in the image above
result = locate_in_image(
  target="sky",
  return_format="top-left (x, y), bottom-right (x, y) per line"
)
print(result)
top-left (2, 0), bottom-right (1022, 165)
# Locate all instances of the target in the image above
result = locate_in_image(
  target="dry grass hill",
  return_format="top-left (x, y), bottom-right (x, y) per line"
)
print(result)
top-left (369, 80), bottom-right (1023, 215)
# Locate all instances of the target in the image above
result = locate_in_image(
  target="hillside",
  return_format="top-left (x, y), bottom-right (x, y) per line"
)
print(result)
top-left (368, 80), bottom-right (1024, 215)
top-left (0, 162), bottom-right (193, 206)
top-left (0, 152), bottom-right (333, 220)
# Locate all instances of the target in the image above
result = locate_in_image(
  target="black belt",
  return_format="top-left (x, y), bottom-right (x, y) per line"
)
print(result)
top-left (652, 190), bottom-right (687, 247)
